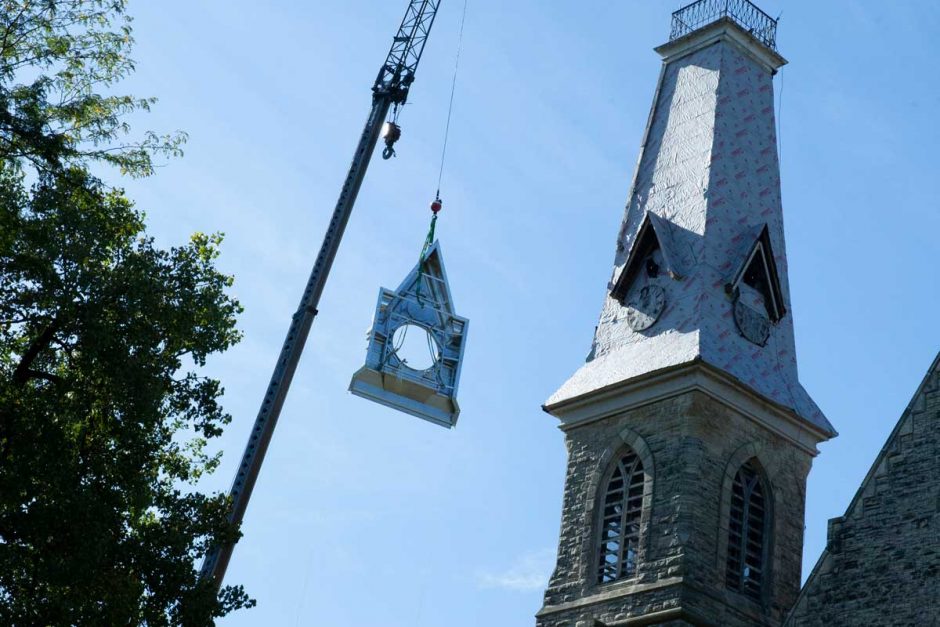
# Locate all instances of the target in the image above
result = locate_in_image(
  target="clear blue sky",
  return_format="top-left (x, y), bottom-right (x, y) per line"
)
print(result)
top-left (115, 1), bottom-right (939, 624)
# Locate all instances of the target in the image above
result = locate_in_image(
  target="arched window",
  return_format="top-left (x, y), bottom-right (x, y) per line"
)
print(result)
top-left (725, 458), bottom-right (770, 599)
top-left (596, 449), bottom-right (646, 584)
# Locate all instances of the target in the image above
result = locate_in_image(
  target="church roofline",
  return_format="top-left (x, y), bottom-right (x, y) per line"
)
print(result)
top-left (784, 349), bottom-right (940, 624)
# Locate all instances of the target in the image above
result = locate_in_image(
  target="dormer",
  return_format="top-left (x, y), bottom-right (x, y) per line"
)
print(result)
top-left (727, 224), bottom-right (785, 323)
top-left (611, 213), bottom-right (683, 304)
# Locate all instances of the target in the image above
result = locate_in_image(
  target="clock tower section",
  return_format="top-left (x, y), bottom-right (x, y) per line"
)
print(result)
top-left (537, 5), bottom-right (837, 627)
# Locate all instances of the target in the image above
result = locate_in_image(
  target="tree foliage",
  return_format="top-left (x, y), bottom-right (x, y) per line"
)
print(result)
top-left (0, 1), bottom-right (252, 624)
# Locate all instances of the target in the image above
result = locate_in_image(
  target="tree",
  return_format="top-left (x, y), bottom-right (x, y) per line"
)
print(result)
top-left (0, 1), bottom-right (252, 624)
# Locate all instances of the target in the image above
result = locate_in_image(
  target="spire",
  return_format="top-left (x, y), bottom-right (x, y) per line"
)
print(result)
top-left (545, 3), bottom-right (835, 441)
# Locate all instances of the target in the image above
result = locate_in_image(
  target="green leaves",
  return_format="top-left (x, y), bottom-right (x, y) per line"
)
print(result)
top-left (0, 0), bottom-right (185, 177)
top-left (0, 2), bottom-right (251, 625)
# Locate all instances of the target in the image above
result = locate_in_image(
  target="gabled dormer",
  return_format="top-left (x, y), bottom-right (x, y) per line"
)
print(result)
top-left (727, 224), bottom-right (785, 323)
top-left (611, 212), bottom-right (684, 304)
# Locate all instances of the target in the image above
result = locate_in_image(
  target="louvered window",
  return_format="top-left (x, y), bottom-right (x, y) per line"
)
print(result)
top-left (725, 459), bottom-right (768, 599)
top-left (597, 450), bottom-right (646, 584)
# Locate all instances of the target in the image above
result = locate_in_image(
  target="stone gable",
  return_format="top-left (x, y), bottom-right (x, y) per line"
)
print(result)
top-left (786, 353), bottom-right (940, 626)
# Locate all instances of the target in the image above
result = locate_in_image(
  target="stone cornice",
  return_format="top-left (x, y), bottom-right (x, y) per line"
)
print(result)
top-left (536, 577), bottom-right (684, 618)
top-left (543, 359), bottom-right (830, 455)
top-left (655, 16), bottom-right (787, 74)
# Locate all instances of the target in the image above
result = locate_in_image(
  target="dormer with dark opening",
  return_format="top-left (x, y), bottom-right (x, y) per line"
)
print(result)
top-left (611, 212), bottom-right (682, 304)
top-left (728, 224), bottom-right (786, 323)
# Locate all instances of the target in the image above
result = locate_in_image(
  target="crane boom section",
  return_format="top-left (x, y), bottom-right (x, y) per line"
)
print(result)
top-left (374, 0), bottom-right (441, 103)
top-left (202, 0), bottom-right (442, 591)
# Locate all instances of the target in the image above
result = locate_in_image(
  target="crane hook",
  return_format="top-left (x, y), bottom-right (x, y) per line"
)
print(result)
top-left (381, 121), bottom-right (401, 159)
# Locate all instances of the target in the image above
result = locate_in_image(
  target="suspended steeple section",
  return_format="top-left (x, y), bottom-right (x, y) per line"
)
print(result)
top-left (545, 4), bottom-right (835, 439)
top-left (349, 241), bottom-right (469, 428)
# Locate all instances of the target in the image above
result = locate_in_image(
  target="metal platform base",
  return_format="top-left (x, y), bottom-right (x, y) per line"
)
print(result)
top-left (349, 366), bottom-right (459, 428)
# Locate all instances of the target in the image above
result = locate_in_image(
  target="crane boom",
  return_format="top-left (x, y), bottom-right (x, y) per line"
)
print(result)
top-left (376, 0), bottom-right (441, 103)
top-left (201, 0), bottom-right (442, 590)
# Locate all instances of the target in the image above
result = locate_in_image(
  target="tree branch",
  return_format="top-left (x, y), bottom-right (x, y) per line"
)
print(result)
top-left (21, 369), bottom-right (61, 385)
top-left (12, 317), bottom-right (60, 386)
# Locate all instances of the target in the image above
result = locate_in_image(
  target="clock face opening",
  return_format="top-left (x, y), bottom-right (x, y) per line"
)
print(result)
top-left (391, 323), bottom-right (441, 371)
top-left (626, 284), bottom-right (666, 331)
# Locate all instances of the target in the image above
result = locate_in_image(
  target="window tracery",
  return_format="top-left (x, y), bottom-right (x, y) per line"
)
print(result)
top-left (726, 458), bottom-right (769, 599)
top-left (597, 449), bottom-right (647, 583)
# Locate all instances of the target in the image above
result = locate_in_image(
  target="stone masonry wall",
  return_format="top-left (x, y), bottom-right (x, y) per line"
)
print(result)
top-left (537, 389), bottom-right (814, 627)
top-left (786, 356), bottom-right (940, 626)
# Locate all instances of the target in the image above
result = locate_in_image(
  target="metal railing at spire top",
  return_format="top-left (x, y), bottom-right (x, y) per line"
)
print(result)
top-left (669, 0), bottom-right (778, 50)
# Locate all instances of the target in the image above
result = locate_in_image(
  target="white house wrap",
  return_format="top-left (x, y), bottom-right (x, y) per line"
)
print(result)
top-left (546, 18), bottom-right (835, 439)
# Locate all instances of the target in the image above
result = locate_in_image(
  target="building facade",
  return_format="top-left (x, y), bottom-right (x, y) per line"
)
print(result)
top-left (535, 3), bottom-right (940, 625)
top-left (785, 354), bottom-right (940, 626)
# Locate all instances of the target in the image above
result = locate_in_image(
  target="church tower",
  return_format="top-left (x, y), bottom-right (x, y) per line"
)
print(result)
top-left (538, 3), bottom-right (837, 626)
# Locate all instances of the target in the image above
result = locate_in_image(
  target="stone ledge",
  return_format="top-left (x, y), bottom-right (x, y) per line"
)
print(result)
top-left (537, 577), bottom-right (684, 617)
top-left (600, 605), bottom-right (717, 627)
top-left (546, 360), bottom-right (829, 456)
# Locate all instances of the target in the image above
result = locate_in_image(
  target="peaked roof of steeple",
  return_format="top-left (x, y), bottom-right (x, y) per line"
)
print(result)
top-left (394, 240), bottom-right (457, 316)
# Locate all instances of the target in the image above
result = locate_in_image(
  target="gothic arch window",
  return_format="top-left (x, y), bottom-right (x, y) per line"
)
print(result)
top-left (725, 458), bottom-right (771, 599)
top-left (596, 448), bottom-right (647, 584)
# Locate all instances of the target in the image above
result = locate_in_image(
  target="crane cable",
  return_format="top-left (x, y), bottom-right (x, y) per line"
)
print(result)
top-left (415, 0), bottom-right (469, 314)
top-left (416, 0), bottom-right (469, 309)
top-left (420, 0), bottom-right (469, 259)
top-left (434, 0), bottom-right (469, 202)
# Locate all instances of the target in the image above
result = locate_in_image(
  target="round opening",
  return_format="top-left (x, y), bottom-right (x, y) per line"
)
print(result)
top-left (391, 323), bottom-right (440, 371)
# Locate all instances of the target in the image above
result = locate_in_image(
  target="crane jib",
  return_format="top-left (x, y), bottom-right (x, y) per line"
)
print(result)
top-left (200, 0), bottom-right (443, 592)
top-left (374, 0), bottom-right (441, 103)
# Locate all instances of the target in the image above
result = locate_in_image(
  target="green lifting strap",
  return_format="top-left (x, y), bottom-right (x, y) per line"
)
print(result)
top-left (415, 212), bottom-right (437, 306)
top-left (421, 213), bottom-right (437, 261)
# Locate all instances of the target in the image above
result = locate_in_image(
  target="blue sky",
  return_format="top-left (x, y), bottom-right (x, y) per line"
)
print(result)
top-left (114, 1), bottom-right (940, 624)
